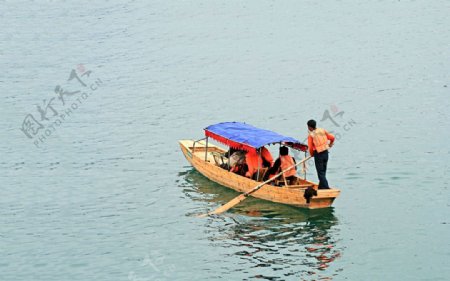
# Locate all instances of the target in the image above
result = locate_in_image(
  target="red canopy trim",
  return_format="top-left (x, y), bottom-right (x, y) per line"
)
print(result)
top-left (205, 130), bottom-right (256, 152)
top-left (284, 142), bottom-right (308, 152)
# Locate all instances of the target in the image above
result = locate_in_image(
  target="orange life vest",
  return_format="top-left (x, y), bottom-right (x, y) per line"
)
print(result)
top-left (280, 155), bottom-right (296, 177)
top-left (309, 128), bottom-right (329, 153)
top-left (260, 147), bottom-right (274, 167)
top-left (245, 150), bottom-right (263, 178)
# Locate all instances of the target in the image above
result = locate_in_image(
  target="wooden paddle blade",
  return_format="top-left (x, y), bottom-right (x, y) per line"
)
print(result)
top-left (198, 194), bottom-right (247, 217)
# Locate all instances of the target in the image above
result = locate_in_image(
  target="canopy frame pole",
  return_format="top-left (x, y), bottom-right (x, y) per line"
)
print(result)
top-left (192, 137), bottom-right (206, 154)
top-left (278, 143), bottom-right (281, 183)
top-left (227, 149), bottom-right (231, 171)
top-left (256, 148), bottom-right (261, 180)
top-left (304, 150), bottom-right (307, 180)
top-left (204, 137), bottom-right (209, 161)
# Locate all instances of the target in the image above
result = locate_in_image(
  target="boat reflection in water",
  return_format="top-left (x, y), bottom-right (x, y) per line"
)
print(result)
top-left (182, 169), bottom-right (343, 280)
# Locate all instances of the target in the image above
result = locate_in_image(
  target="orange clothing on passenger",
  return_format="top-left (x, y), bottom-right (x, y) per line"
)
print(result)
top-left (260, 147), bottom-right (274, 167)
top-left (280, 155), bottom-right (296, 177)
top-left (245, 150), bottom-right (263, 178)
top-left (308, 128), bottom-right (335, 156)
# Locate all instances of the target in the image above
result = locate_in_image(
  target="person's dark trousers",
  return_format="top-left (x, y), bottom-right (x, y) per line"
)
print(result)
top-left (314, 150), bottom-right (329, 189)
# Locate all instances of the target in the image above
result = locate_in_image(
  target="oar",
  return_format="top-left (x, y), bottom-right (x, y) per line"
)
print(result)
top-left (198, 156), bottom-right (312, 217)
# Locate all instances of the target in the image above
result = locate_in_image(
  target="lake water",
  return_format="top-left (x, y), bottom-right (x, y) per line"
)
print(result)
top-left (1, 1), bottom-right (449, 280)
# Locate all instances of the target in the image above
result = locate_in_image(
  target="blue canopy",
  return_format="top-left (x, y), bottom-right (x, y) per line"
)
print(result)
top-left (204, 122), bottom-right (307, 152)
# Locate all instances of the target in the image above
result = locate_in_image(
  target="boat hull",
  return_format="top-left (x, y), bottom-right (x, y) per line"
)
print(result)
top-left (179, 140), bottom-right (340, 209)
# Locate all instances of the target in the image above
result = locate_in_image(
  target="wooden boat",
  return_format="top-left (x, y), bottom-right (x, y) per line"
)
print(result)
top-left (179, 122), bottom-right (340, 209)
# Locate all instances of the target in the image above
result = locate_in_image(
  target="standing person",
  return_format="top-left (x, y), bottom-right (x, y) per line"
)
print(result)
top-left (307, 119), bottom-right (335, 189)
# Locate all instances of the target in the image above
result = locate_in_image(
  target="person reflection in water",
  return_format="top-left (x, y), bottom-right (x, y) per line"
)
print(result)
top-left (226, 208), bottom-right (342, 278)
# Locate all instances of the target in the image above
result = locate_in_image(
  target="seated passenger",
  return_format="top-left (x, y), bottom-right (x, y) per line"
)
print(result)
top-left (260, 146), bottom-right (274, 168)
top-left (229, 150), bottom-right (246, 175)
top-left (224, 147), bottom-right (238, 158)
top-left (244, 149), bottom-right (263, 179)
top-left (265, 146), bottom-right (297, 185)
